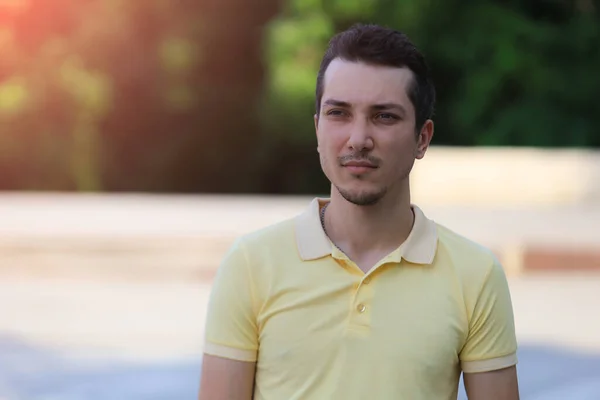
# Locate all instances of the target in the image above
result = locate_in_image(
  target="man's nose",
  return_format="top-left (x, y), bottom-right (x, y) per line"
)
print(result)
top-left (347, 119), bottom-right (374, 152)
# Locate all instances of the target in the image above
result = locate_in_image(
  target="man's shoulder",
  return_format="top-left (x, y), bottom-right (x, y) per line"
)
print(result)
top-left (434, 223), bottom-right (511, 307)
top-left (435, 222), bottom-right (500, 276)
top-left (436, 223), bottom-right (495, 256)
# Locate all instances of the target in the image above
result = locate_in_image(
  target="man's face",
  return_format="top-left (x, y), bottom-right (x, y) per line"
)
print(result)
top-left (315, 59), bottom-right (433, 206)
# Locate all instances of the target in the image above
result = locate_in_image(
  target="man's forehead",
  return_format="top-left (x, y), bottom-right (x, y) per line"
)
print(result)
top-left (323, 59), bottom-right (413, 106)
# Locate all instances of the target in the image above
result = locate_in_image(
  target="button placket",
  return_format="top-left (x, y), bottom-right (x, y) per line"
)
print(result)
top-left (349, 275), bottom-right (375, 328)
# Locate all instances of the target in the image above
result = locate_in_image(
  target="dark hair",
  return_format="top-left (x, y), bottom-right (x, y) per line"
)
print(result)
top-left (315, 24), bottom-right (436, 132)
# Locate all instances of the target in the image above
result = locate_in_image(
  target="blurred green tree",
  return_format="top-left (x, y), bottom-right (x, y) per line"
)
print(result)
top-left (261, 0), bottom-right (600, 157)
top-left (0, 0), bottom-right (598, 194)
top-left (0, 0), bottom-right (278, 192)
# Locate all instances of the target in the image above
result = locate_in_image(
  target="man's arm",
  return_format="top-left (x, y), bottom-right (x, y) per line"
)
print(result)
top-left (198, 238), bottom-right (260, 399)
top-left (198, 355), bottom-right (256, 400)
top-left (459, 256), bottom-right (520, 398)
top-left (464, 365), bottom-right (520, 400)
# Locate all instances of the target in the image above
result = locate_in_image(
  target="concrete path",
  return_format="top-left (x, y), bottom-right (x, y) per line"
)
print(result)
top-left (1, 275), bottom-right (600, 399)
top-left (1, 193), bottom-right (598, 248)
top-left (2, 339), bottom-right (600, 400)
top-left (1, 193), bottom-right (599, 280)
top-left (1, 193), bottom-right (599, 398)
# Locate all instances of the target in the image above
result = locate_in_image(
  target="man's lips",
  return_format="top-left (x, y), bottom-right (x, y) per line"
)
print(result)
top-left (342, 160), bottom-right (378, 173)
top-left (343, 160), bottom-right (377, 168)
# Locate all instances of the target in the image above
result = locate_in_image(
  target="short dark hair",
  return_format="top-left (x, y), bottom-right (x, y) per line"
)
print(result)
top-left (315, 24), bottom-right (436, 131)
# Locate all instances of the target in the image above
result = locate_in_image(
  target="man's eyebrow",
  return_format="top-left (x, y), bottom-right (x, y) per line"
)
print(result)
top-left (323, 99), bottom-right (407, 116)
top-left (371, 103), bottom-right (407, 116)
top-left (322, 99), bottom-right (351, 108)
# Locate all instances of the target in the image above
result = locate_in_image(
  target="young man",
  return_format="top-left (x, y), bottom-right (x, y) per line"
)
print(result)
top-left (199, 24), bottom-right (519, 400)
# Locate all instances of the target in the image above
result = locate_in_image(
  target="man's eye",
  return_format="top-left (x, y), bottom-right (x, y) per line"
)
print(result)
top-left (377, 113), bottom-right (397, 120)
top-left (327, 110), bottom-right (346, 116)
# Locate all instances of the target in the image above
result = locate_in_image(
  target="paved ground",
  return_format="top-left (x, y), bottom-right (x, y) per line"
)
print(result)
top-left (0, 193), bottom-right (598, 249)
top-left (2, 338), bottom-right (600, 400)
top-left (1, 193), bottom-right (599, 398)
top-left (1, 275), bottom-right (600, 400)
top-left (1, 193), bottom-right (599, 279)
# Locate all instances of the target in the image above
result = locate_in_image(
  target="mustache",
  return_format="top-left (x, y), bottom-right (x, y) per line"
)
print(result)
top-left (338, 154), bottom-right (381, 166)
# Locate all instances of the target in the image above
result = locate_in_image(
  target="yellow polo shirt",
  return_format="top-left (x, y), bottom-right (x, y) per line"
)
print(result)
top-left (204, 198), bottom-right (518, 399)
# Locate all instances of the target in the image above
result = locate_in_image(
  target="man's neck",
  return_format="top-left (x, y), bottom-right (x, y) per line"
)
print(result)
top-left (323, 188), bottom-right (415, 268)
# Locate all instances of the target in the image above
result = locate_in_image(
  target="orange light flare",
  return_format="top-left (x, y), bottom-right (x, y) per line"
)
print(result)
top-left (0, 0), bottom-right (84, 54)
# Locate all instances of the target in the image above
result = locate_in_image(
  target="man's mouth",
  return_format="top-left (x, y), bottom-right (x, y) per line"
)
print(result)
top-left (342, 160), bottom-right (378, 174)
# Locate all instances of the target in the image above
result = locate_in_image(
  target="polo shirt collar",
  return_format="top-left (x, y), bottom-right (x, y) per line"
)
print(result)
top-left (294, 197), bottom-right (438, 265)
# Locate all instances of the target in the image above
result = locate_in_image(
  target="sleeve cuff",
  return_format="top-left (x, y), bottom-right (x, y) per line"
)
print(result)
top-left (461, 352), bottom-right (518, 373)
top-left (203, 342), bottom-right (258, 362)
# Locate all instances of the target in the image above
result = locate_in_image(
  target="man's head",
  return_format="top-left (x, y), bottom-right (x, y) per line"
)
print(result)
top-left (314, 24), bottom-right (436, 206)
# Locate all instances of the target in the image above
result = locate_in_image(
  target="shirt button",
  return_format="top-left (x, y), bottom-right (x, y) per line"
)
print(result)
top-left (356, 303), bottom-right (366, 313)
top-left (363, 276), bottom-right (371, 284)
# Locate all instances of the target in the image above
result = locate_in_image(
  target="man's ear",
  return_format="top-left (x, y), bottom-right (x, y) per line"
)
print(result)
top-left (415, 119), bottom-right (434, 160)
top-left (314, 114), bottom-right (320, 153)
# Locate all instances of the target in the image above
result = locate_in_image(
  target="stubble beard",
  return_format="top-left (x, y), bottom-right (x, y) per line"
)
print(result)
top-left (333, 163), bottom-right (414, 206)
top-left (335, 184), bottom-right (388, 206)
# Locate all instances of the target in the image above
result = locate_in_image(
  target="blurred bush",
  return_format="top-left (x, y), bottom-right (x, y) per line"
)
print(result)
top-left (0, 0), bottom-right (598, 193)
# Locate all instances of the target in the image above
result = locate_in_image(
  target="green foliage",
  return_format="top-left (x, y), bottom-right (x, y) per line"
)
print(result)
top-left (263, 0), bottom-right (600, 148)
top-left (159, 36), bottom-right (196, 75)
top-left (0, 0), bottom-right (206, 191)
top-left (60, 56), bottom-right (113, 118)
top-left (0, 0), bottom-right (598, 193)
top-left (0, 77), bottom-right (28, 115)
top-left (260, 12), bottom-right (332, 145)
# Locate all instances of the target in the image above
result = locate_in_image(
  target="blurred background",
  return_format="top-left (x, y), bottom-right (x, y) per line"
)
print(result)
top-left (0, 0), bottom-right (599, 399)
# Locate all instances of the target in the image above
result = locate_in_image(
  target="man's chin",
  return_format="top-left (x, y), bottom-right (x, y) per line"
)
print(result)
top-left (335, 185), bottom-right (387, 207)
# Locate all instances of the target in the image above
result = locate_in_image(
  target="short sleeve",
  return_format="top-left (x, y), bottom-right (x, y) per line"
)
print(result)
top-left (203, 238), bottom-right (259, 362)
top-left (460, 258), bottom-right (518, 373)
